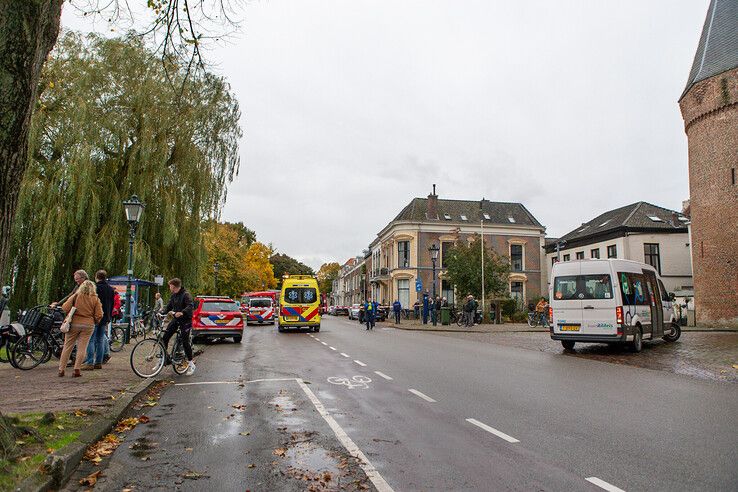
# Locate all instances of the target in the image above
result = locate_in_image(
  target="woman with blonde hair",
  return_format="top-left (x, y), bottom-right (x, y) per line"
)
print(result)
top-left (59, 279), bottom-right (103, 377)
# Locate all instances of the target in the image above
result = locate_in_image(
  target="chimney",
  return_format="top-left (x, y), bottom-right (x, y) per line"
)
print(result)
top-left (427, 184), bottom-right (438, 219)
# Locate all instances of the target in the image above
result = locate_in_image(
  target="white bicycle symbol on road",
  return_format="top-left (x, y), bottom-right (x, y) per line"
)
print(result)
top-left (327, 375), bottom-right (372, 389)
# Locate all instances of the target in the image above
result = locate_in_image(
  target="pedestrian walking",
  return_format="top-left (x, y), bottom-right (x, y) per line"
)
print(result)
top-left (82, 270), bottom-right (115, 370)
top-left (413, 300), bottom-right (420, 320)
top-left (472, 296), bottom-right (479, 325)
top-left (364, 297), bottom-right (378, 330)
top-left (392, 299), bottom-right (402, 324)
top-left (59, 280), bottom-right (103, 377)
top-left (154, 292), bottom-right (164, 313)
top-left (422, 291), bottom-right (430, 324)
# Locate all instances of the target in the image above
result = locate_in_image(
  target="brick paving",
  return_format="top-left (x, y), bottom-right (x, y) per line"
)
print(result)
top-left (429, 330), bottom-right (738, 383)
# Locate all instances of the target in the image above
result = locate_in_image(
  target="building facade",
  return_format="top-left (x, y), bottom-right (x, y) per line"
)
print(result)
top-left (366, 189), bottom-right (547, 309)
top-left (679, 0), bottom-right (738, 326)
top-left (544, 202), bottom-right (693, 294)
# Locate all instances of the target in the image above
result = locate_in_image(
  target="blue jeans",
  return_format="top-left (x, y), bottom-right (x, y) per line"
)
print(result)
top-left (85, 323), bottom-right (109, 365)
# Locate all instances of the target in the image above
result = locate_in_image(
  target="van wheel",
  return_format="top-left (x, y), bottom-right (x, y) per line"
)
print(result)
top-left (663, 322), bottom-right (681, 342)
top-left (233, 336), bottom-right (242, 343)
top-left (277, 325), bottom-right (284, 333)
top-left (313, 326), bottom-right (320, 332)
top-left (631, 330), bottom-right (643, 352)
top-left (561, 340), bottom-right (575, 350)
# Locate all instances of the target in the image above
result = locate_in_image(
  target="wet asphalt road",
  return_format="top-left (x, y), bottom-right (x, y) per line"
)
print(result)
top-left (71, 316), bottom-right (738, 491)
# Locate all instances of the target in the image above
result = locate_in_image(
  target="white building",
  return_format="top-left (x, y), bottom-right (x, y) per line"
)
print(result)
top-left (545, 202), bottom-right (693, 294)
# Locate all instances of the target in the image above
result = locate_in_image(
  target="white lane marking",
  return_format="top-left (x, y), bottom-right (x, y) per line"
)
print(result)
top-left (408, 388), bottom-right (436, 402)
top-left (465, 418), bottom-right (520, 443)
top-left (374, 371), bottom-right (393, 380)
top-left (329, 346), bottom-right (337, 351)
top-left (321, 342), bottom-right (328, 346)
top-left (315, 338), bottom-right (320, 341)
top-left (297, 379), bottom-right (394, 492)
top-left (175, 378), bottom-right (297, 387)
top-left (340, 353), bottom-right (350, 358)
top-left (585, 477), bottom-right (626, 492)
top-left (354, 360), bottom-right (367, 367)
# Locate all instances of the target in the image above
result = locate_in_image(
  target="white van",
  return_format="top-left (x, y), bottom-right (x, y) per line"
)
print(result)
top-left (549, 259), bottom-right (681, 352)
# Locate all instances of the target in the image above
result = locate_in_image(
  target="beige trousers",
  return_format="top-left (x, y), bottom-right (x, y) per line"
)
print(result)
top-left (58, 324), bottom-right (94, 372)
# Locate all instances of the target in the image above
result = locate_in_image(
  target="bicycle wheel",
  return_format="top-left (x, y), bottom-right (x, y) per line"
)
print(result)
top-left (130, 338), bottom-right (165, 378)
top-left (109, 325), bottom-right (125, 352)
top-left (527, 314), bottom-right (536, 327)
top-left (456, 313), bottom-right (464, 327)
top-left (11, 333), bottom-right (49, 370)
top-left (171, 337), bottom-right (188, 375)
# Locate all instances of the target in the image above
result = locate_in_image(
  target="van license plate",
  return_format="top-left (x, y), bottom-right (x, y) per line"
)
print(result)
top-left (560, 325), bottom-right (580, 331)
top-left (285, 316), bottom-right (298, 322)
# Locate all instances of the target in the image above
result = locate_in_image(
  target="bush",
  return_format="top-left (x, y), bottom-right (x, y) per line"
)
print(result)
top-left (501, 299), bottom-right (517, 317)
top-left (511, 311), bottom-right (528, 323)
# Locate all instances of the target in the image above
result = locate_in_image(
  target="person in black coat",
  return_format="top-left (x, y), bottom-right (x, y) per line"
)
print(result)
top-left (82, 270), bottom-right (115, 369)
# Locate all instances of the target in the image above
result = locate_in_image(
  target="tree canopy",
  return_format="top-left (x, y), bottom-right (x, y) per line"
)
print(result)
top-left (270, 253), bottom-right (314, 289)
top-left (316, 262), bottom-right (341, 294)
top-left (9, 32), bottom-right (241, 307)
top-left (444, 236), bottom-right (511, 302)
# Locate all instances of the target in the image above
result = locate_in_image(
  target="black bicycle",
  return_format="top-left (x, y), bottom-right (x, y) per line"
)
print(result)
top-left (10, 306), bottom-right (72, 370)
top-left (129, 315), bottom-right (190, 378)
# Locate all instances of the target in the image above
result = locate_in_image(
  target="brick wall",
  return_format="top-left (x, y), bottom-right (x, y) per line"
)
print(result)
top-left (680, 67), bottom-right (738, 326)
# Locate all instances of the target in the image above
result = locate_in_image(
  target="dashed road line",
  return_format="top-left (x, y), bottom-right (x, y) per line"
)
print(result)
top-left (465, 418), bottom-right (519, 443)
top-left (585, 477), bottom-right (626, 492)
top-left (329, 346), bottom-right (337, 351)
top-left (354, 360), bottom-right (367, 367)
top-left (374, 371), bottom-right (393, 380)
top-left (321, 342), bottom-right (328, 346)
top-left (408, 389), bottom-right (436, 403)
top-left (340, 353), bottom-right (350, 358)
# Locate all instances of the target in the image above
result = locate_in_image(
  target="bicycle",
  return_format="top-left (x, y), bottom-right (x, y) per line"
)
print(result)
top-left (527, 311), bottom-right (549, 328)
top-left (129, 314), bottom-right (190, 378)
top-left (10, 306), bottom-right (73, 370)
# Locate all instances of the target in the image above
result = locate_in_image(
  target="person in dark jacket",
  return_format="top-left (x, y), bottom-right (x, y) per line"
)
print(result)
top-left (422, 291), bottom-right (430, 324)
top-left (364, 297), bottom-right (378, 330)
top-left (432, 296), bottom-right (441, 326)
top-left (463, 295), bottom-right (475, 327)
top-left (82, 270), bottom-right (115, 370)
top-left (392, 299), bottom-right (402, 324)
top-left (413, 300), bottom-right (420, 320)
top-left (162, 278), bottom-right (196, 375)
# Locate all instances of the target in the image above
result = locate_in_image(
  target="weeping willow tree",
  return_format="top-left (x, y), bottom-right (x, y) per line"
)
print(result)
top-left (9, 32), bottom-right (241, 308)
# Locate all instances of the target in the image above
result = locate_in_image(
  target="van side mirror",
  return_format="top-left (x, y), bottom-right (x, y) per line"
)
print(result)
top-left (669, 292), bottom-right (676, 301)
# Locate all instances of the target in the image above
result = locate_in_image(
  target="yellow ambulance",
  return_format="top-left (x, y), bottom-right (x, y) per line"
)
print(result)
top-left (277, 275), bottom-right (321, 333)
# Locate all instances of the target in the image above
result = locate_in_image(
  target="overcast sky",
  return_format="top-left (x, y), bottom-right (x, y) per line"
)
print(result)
top-left (63, 0), bottom-right (710, 270)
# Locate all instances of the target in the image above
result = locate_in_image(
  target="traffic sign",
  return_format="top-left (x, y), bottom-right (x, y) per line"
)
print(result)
top-left (415, 278), bottom-right (422, 292)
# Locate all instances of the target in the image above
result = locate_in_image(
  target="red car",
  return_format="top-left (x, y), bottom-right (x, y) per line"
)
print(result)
top-left (245, 297), bottom-right (275, 325)
top-left (192, 296), bottom-right (244, 343)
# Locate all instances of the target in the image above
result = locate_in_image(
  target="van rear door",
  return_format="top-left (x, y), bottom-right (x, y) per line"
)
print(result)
top-left (579, 262), bottom-right (618, 336)
top-left (552, 263), bottom-right (583, 334)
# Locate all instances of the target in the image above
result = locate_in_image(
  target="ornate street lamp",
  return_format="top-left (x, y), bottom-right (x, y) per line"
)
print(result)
top-left (213, 261), bottom-right (220, 295)
top-left (123, 195), bottom-right (144, 343)
top-left (428, 243), bottom-right (440, 299)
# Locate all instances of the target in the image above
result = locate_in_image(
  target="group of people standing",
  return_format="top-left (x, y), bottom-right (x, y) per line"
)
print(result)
top-left (53, 269), bottom-right (197, 378)
top-left (54, 269), bottom-right (117, 377)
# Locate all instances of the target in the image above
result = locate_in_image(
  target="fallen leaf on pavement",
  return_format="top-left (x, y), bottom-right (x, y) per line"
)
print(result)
top-left (182, 470), bottom-right (209, 480)
top-left (247, 464), bottom-right (256, 468)
top-left (273, 448), bottom-right (287, 457)
top-left (732, 364), bottom-right (738, 370)
top-left (115, 417), bottom-right (142, 432)
top-left (239, 432), bottom-right (250, 436)
top-left (138, 415), bottom-right (150, 424)
top-left (79, 470), bottom-right (101, 486)
top-left (231, 404), bottom-right (246, 411)
top-left (74, 410), bottom-right (87, 417)
top-left (185, 447), bottom-right (193, 451)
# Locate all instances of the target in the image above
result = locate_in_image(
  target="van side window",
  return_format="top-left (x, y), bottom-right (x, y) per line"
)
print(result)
top-left (618, 272), bottom-right (649, 306)
top-left (657, 279), bottom-right (670, 302)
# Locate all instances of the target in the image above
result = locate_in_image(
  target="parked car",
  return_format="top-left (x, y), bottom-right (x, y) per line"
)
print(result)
top-left (549, 259), bottom-right (680, 352)
top-left (327, 305), bottom-right (336, 315)
top-left (192, 296), bottom-right (244, 343)
top-left (348, 304), bottom-right (361, 320)
top-left (334, 305), bottom-right (349, 316)
top-left (246, 297), bottom-right (275, 325)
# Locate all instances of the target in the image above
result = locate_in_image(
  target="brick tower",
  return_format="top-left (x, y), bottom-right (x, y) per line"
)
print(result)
top-left (679, 0), bottom-right (738, 326)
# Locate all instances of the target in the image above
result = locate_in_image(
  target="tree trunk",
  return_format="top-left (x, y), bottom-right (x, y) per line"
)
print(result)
top-left (0, 0), bottom-right (64, 284)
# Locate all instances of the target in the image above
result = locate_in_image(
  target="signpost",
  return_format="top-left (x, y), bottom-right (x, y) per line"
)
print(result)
top-left (415, 278), bottom-right (422, 292)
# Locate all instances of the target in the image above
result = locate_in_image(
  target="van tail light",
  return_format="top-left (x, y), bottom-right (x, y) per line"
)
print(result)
top-left (548, 306), bottom-right (553, 324)
top-left (616, 306), bottom-right (624, 327)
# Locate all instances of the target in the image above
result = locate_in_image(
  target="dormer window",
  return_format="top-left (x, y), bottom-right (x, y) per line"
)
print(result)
top-left (507, 217), bottom-right (516, 223)
top-left (444, 213), bottom-right (452, 220)
top-left (460, 215), bottom-right (468, 221)
top-left (648, 216), bottom-right (663, 222)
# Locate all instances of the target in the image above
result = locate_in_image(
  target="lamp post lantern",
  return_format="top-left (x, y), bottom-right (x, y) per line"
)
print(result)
top-left (213, 261), bottom-right (220, 295)
top-left (428, 243), bottom-right (440, 300)
top-left (122, 194), bottom-right (144, 343)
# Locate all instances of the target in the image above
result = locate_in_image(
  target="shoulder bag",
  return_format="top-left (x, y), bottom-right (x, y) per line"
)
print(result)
top-left (60, 296), bottom-right (78, 333)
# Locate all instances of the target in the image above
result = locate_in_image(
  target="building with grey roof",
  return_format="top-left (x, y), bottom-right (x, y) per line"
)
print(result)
top-left (544, 202), bottom-right (693, 294)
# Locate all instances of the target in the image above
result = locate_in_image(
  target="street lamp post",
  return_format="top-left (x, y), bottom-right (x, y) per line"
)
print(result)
top-left (122, 195), bottom-right (144, 344)
top-left (428, 243), bottom-right (440, 300)
top-left (213, 261), bottom-right (220, 295)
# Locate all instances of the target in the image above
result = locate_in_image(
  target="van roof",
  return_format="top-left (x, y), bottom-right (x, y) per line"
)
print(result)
top-left (552, 258), bottom-right (658, 272)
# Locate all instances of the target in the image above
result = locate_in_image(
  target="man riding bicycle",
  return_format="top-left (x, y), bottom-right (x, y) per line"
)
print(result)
top-left (162, 278), bottom-right (195, 376)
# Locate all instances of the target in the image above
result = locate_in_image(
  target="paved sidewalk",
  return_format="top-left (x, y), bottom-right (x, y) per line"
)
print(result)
top-left (0, 348), bottom-right (146, 414)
